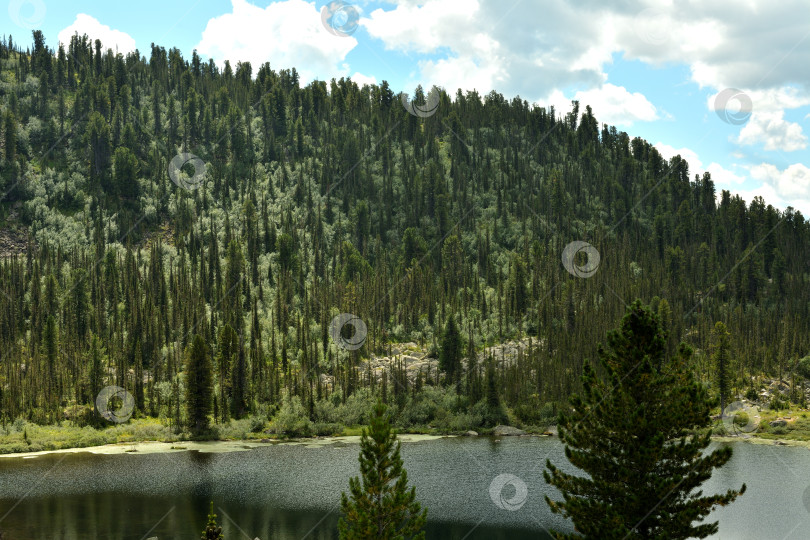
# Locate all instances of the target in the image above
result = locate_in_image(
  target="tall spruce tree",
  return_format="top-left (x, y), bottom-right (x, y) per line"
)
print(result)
top-left (438, 315), bottom-right (462, 385)
top-left (544, 300), bottom-right (745, 539)
top-left (712, 321), bottom-right (732, 419)
top-left (186, 334), bottom-right (213, 434)
top-left (339, 401), bottom-right (427, 540)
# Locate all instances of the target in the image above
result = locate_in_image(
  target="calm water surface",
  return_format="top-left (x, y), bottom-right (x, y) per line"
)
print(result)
top-left (0, 437), bottom-right (808, 539)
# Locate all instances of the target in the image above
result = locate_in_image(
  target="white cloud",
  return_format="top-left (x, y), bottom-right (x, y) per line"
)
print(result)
top-left (706, 162), bottom-right (746, 186)
top-left (363, 0), bottom-right (607, 100)
top-left (360, 0), bottom-right (810, 165)
top-left (652, 143), bottom-right (745, 187)
top-left (363, 0), bottom-right (479, 55)
top-left (546, 84), bottom-right (658, 127)
top-left (350, 72), bottom-right (377, 87)
top-left (194, 0), bottom-right (357, 85)
top-left (653, 143), bottom-right (704, 171)
top-left (57, 14), bottom-right (137, 55)
top-left (706, 86), bottom-right (810, 152)
top-left (750, 162), bottom-right (810, 199)
top-left (735, 110), bottom-right (807, 152)
top-left (614, 2), bottom-right (810, 92)
top-left (361, 0), bottom-right (810, 104)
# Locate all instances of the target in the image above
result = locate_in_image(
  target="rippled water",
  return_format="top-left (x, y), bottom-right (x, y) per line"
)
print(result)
top-left (0, 437), bottom-right (807, 539)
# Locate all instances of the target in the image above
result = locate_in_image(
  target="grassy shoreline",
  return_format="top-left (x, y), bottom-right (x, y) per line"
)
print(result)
top-left (0, 416), bottom-right (556, 456)
top-left (2, 412), bottom-right (809, 457)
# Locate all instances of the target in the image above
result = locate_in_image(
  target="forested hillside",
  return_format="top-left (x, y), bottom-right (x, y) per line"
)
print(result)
top-left (1, 31), bottom-right (808, 431)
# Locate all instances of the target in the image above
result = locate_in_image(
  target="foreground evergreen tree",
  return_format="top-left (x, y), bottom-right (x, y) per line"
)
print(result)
top-left (200, 501), bottom-right (224, 540)
top-left (339, 401), bottom-right (427, 540)
top-left (186, 334), bottom-right (213, 434)
top-left (544, 300), bottom-right (745, 539)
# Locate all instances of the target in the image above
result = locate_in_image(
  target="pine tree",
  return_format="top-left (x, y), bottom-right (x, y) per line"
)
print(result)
top-left (186, 334), bottom-right (212, 434)
top-left (230, 337), bottom-right (248, 419)
top-left (200, 501), bottom-right (224, 540)
top-left (338, 401), bottom-right (427, 540)
top-left (88, 334), bottom-right (104, 418)
top-left (438, 315), bottom-right (462, 385)
top-left (712, 321), bottom-right (732, 419)
top-left (216, 324), bottom-right (238, 422)
top-left (544, 300), bottom-right (745, 539)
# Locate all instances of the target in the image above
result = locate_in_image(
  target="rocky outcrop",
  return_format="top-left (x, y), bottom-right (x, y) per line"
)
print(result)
top-left (321, 337), bottom-right (542, 391)
top-left (492, 425), bottom-right (527, 436)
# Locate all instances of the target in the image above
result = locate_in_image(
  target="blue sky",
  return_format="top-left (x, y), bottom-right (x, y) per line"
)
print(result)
top-left (5, 0), bottom-right (810, 214)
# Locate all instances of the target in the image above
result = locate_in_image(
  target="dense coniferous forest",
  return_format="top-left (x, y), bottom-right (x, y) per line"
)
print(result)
top-left (0, 31), bottom-right (808, 433)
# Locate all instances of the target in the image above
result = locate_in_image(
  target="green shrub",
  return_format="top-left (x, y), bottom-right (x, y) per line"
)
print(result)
top-left (270, 395), bottom-right (313, 437)
top-left (314, 422), bottom-right (342, 436)
top-left (745, 388), bottom-right (758, 401)
top-left (472, 400), bottom-right (508, 427)
top-left (797, 356), bottom-right (810, 379)
top-left (770, 396), bottom-right (788, 411)
top-left (249, 415), bottom-right (266, 433)
top-left (513, 398), bottom-right (557, 426)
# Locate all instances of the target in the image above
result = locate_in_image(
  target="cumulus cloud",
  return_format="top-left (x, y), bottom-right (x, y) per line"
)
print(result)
top-left (735, 110), bottom-right (808, 152)
top-left (194, 0), bottom-right (357, 85)
top-left (652, 143), bottom-right (745, 187)
top-left (546, 83), bottom-right (658, 127)
top-left (750, 163), bottom-right (810, 199)
top-left (653, 143), bottom-right (705, 171)
top-left (57, 14), bottom-right (137, 55)
top-left (363, 0), bottom-right (608, 100)
top-left (361, 0), bottom-right (810, 105)
top-left (614, 1), bottom-right (810, 91)
top-left (651, 143), bottom-right (809, 212)
top-left (706, 162), bottom-right (747, 186)
top-left (350, 72), bottom-right (378, 87)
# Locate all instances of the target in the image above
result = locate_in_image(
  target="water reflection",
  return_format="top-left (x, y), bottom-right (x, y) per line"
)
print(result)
top-left (0, 438), bottom-right (805, 539)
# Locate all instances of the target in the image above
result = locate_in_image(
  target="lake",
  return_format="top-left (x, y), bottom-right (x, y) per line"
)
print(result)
top-left (0, 436), bottom-right (808, 539)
